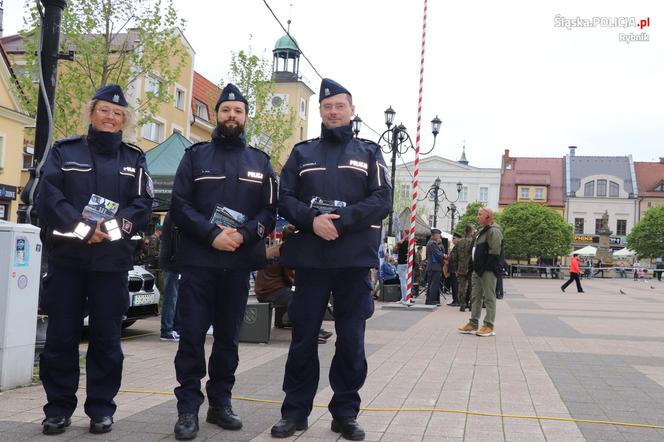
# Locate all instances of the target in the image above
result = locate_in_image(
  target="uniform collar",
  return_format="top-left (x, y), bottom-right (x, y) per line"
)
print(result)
top-left (211, 125), bottom-right (247, 150)
top-left (320, 123), bottom-right (353, 143)
top-left (87, 126), bottom-right (122, 155)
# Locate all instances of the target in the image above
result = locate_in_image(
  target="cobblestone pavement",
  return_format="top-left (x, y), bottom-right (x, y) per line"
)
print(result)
top-left (2, 277), bottom-right (664, 441)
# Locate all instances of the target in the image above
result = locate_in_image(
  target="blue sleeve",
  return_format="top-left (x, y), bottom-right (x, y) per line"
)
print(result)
top-left (238, 158), bottom-right (278, 245)
top-left (115, 153), bottom-right (153, 238)
top-left (278, 148), bottom-right (318, 232)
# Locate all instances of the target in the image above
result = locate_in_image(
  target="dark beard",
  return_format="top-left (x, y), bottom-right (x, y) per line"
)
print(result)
top-left (217, 121), bottom-right (244, 138)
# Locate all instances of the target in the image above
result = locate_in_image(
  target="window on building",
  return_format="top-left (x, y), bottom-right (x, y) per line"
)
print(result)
top-left (584, 181), bottom-right (595, 197)
top-left (520, 187), bottom-right (530, 199)
top-left (652, 182), bottom-right (664, 192)
top-left (22, 154), bottom-right (33, 169)
top-left (535, 188), bottom-right (544, 200)
top-left (300, 126), bottom-right (304, 140)
top-left (459, 186), bottom-right (468, 202)
top-left (609, 181), bottom-right (619, 197)
top-left (595, 218), bottom-right (603, 234)
top-left (597, 179), bottom-right (607, 197)
top-left (479, 187), bottom-right (488, 203)
top-left (574, 218), bottom-right (584, 234)
top-left (400, 184), bottom-right (410, 197)
top-left (616, 219), bottom-right (627, 236)
top-left (300, 97), bottom-right (306, 119)
top-left (428, 214), bottom-right (435, 227)
top-left (194, 100), bottom-right (209, 121)
top-left (175, 88), bottom-right (185, 110)
top-left (142, 120), bottom-right (164, 143)
top-left (146, 74), bottom-right (162, 96)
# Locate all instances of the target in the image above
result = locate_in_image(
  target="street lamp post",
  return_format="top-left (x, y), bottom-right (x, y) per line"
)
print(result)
top-left (421, 179), bottom-right (462, 231)
top-left (355, 106), bottom-right (441, 236)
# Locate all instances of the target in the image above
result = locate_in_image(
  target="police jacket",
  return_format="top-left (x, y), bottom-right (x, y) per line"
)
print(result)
top-left (278, 123), bottom-right (392, 269)
top-left (470, 223), bottom-right (504, 276)
top-left (425, 240), bottom-right (445, 272)
top-left (170, 128), bottom-right (277, 270)
top-left (38, 127), bottom-right (153, 272)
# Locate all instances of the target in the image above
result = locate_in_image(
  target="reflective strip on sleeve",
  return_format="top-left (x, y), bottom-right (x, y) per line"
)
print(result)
top-left (137, 168), bottom-right (143, 196)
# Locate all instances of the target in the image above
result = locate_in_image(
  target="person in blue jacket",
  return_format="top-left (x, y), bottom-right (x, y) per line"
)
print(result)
top-left (37, 84), bottom-right (153, 435)
top-left (169, 83), bottom-right (277, 440)
top-left (270, 78), bottom-right (392, 441)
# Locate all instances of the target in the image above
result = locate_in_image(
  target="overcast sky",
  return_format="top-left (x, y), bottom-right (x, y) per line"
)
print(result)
top-left (4, 0), bottom-right (663, 168)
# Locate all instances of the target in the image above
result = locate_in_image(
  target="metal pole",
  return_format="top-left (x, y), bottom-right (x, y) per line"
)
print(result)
top-left (18, 0), bottom-right (68, 224)
top-left (450, 206), bottom-right (456, 232)
top-left (387, 127), bottom-right (398, 236)
top-left (433, 185), bottom-right (439, 228)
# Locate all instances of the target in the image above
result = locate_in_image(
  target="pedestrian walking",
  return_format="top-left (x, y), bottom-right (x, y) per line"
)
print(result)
top-left (561, 253), bottom-right (584, 293)
top-left (158, 212), bottom-right (180, 341)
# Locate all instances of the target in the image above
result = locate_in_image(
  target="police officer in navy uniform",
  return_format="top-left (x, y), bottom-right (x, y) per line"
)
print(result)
top-left (271, 79), bottom-right (392, 441)
top-left (37, 84), bottom-right (153, 435)
top-left (170, 84), bottom-right (277, 440)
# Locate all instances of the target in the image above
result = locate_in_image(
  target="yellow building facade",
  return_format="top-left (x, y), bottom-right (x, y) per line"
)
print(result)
top-left (0, 44), bottom-right (33, 222)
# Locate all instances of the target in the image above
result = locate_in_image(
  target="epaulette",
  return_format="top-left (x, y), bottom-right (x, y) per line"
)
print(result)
top-left (53, 135), bottom-right (84, 147)
top-left (248, 145), bottom-right (271, 160)
top-left (123, 142), bottom-right (144, 154)
top-left (357, 137), bottom-right (381, 148)
top-left (185, 141), bottom-right (209, 152)
top-left (293, 137), bottom-right (320, 149)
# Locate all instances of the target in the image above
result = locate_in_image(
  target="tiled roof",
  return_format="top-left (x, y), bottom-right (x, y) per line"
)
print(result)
top-left (567, 156), bottom-right (634, 195)
top-left (499, 153), bottom-right (564, 207)
top-left (634, 160), bottom-right (664, 197)
top-left (192, 71), bottom-right (220, 124)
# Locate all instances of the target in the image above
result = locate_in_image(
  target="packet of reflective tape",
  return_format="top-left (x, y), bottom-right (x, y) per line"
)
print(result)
top-left (209, 204), bottom-right (247, 229)
top-left (310, 196), bottom-right (346, 214)
top-left (82, 194), bottom-right (119, 222)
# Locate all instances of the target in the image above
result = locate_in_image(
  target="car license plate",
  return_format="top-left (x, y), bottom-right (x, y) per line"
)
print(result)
top-left (132, 294), bottom-right (153, 306)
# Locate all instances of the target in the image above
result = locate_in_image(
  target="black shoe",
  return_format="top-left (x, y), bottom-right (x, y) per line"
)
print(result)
top-left (89, 416), bottom-right (113, 434)
top-left (206, 405), bottom-right (242, 430)
top-left (331, 417), bottom-right (365, 441)
top-left (271, 417), bottom-right (308, 438)
top-left (460, 307), bottom-right (466, 312)
top-left (42, 416), bottom-right (71, 435)
top-left (175, 413), bottom-right (199, 440)
top-left (447, 302), bottom-right (460, 306)
top-left (561, 286), bottom-right (565, 292)
top-left (319, 329), bottom-right (333, 340)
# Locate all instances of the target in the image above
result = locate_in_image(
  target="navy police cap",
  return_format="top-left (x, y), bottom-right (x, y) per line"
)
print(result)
top-left (319, 78), bottom-right (351, 102)
top-left (215, 83), bottom-right (248, 111)
top-left (430, 228), bottom-right (442, 235)
top-left (92, 84), bottom-right (128, 107)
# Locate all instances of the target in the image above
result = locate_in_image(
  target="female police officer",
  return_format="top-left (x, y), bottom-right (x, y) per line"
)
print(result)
top-left (37, 84), bottom-right (153, 435)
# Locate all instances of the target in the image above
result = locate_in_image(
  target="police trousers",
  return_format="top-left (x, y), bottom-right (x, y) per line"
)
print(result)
top-left (40, 264), bottom-right (129, 418)
top-left (281, 268), bottom-right (374, 420)
top-left (174, 267), bottom-right (250, 414)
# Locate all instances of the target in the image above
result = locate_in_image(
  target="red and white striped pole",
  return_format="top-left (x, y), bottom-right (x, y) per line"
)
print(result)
top-left (405, 0), bottom-right (429, 303)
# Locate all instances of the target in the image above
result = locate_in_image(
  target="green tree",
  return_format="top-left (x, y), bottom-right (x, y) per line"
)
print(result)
top-left (225, 49), bottom-right (294, 165)
top-left (498, 202), bottom-right (573, 260)
top-left (453, 201), bottom-right (485, 236)
top-left (392, 178), bottom-right (428, 227)
top-left (16, 0), bottom-right (187, 137)
top-left (627, 205), bottom-right (664, 258)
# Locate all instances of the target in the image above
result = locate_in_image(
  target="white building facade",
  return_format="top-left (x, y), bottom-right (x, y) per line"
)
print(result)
top-left (394, 155), bottom-right (501, 233)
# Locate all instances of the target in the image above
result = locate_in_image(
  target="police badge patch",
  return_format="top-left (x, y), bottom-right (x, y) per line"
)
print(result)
top-left (112, 94), bottom-right (120, 103)
top-left (324, 87), bottom-right (330, 97)
top-left (122, 218), bottom-right (133, 235)
top-left (257, 222), bottom-right (265, 238)
top-left (229, 92), bottom-right (236, 100)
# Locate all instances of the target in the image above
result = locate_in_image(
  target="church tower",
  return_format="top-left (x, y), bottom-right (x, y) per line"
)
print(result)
top-left (271, 24), bottom-right (314, 167)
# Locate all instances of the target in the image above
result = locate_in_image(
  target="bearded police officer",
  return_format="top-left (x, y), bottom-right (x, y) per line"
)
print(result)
top-left (38, 84), bottom-right (153, 435)
top-left (271, 79), bottom-right (392, 441)
top-left (170, 84), bottom-right (277, 440)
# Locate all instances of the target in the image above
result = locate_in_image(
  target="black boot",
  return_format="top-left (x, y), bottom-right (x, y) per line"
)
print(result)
top-left (331, 417), bottom-right (365, 441)
top-left (206, 405), bottom-right (242, 430)
top-left (42, 416), bottom-right (71, 435)
top-left (89, 416), bottom-right (113, 434)
top-left (271, 418), bottom-right (308, 438)
top-left (174, 413), bottom-right (199, 440)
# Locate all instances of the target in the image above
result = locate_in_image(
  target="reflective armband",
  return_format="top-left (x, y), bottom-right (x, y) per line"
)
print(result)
top-left (103, 218), bottom-right (122, 241)
top-left (73, 222), bottom-right (93, 240)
